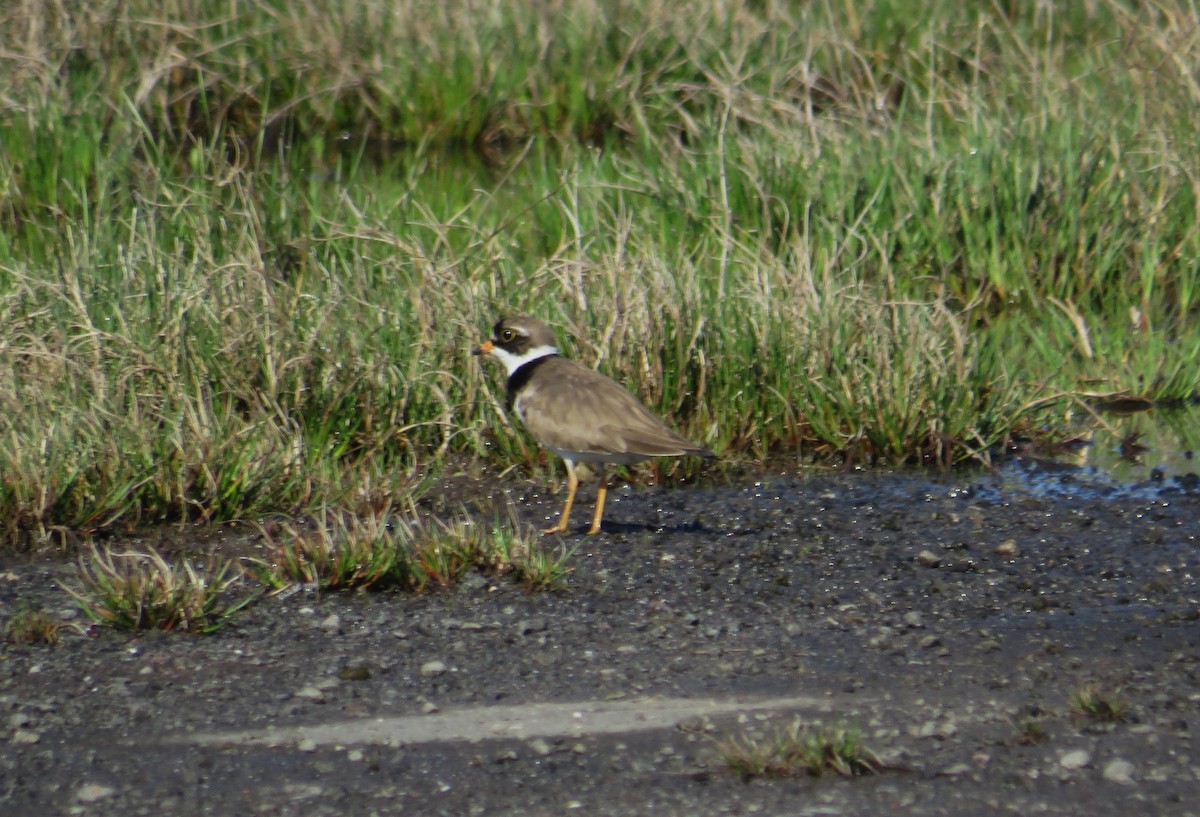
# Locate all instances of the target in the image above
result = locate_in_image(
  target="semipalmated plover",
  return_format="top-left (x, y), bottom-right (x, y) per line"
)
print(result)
top-left (474, 315), bottom-right (713, 535)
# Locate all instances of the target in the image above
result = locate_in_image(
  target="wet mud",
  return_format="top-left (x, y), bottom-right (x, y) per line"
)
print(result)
top-left (2, 461), bottom-right (1198, 816)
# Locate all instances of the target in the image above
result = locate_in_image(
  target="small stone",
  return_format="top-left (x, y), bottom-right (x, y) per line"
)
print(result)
top-left (421, 701), bottom-right (440, 714)
top-left (903, 611), bottom-right (924, 628)
top-left (294, 686), bottom-right (324, 701)
top-left (527, 738), bottom-right (552, 756)
top-left (917, 550), bottom-right (940, 567)
top-left (9, 713), bottom-right (32, 729)
top-left (516, 618), bottom-right (548, 635)
top-left (1059, 749), bottom-right (1090, 770)
top-left (297, 739), bottom-right (317, 752)
top-left (319, 614), bottom-right (341, 633)
top-left (1103, 759), bottom-right (1135, 785)
top-left (76, 783), bottom-right (116, 803)
top-left (12, 729), bottom-right (40, 744)
top-left (940, 763), bottom-right (971, 776)
top-left (420, 661), bottom-right (447, 676)
top-left (676, 715), bottom-right (713, 733)
top-left (347, 749), bottom-right (365, 762)
top-left (996, 539), bottom-right (1020, 558)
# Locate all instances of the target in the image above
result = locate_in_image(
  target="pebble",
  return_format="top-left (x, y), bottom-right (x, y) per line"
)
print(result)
top-left (917, 550), bottom-right (940, 567)
top-left (527, 738), bottom-right (552, 756)
top-left (76, 783), bottom-right (116, 802)
top-left (297, 739), bottom-right (317, 752)
top-left (12, 729), bottom-right (40, 744)
top-left (517, 618), bottom-right (548, 635)
top-left (1103, 759), bottom-right (1135, 784)
top-left (1059, 749), bottom-right (1090, 770)
top-left (996, 539), bottom-right (1020, 558)
top-left (294, 686), bottom-right (324, 701)
top-left (903, 611), bottom-right (924, 628)
top-left (319, 613), bottom-right (341, 633)
top-left (916, 719), bottom-right (956, 739)
top-left (420, 660), bottom-right (448, 676)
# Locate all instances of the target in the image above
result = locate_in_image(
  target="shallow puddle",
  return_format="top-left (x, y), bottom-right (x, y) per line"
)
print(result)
top-left (994, 403), bottom-right (1200, 502)
top-left (1047, 404), bottom-right (1199, 482)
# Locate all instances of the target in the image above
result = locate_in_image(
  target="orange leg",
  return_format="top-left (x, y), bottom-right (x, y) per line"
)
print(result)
top-left (587, 480), bottom-right (608, 535)
top-left (543, 462), bottom-right (578, 534)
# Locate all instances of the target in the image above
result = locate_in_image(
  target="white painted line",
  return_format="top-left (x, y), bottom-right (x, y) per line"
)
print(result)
top-left (182, 693), bottom-right (846, 749)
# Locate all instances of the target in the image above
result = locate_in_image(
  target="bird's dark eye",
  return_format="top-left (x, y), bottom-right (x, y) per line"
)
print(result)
top-left (500, 329), bottom-right (515, 342)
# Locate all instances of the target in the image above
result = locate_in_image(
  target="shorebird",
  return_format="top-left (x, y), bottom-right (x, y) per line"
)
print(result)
top-left (474, 315), bottom-right (713, 534)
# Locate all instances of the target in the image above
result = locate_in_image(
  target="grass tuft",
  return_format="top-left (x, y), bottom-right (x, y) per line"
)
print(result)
top-left (713, 721), bottom-right (883, 780)
top-left (445, 517), bottom-right (575, 592)
top-left (253, 511), bottom-right (413, 592)
top-left (4, 603), bottom-right (68, 646)
top-left (253, 511), bottom-right (571, 593)
top-left (63, 547), bottom-right (256, 633)
top-left (1069, 682), bottom-right (1128, 723)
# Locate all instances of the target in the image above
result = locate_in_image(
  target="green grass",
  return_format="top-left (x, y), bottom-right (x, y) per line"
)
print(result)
top-left (1069, 682), bottom-right (1128, 723)
top-left (252, 510), bottom-right (571, 593)
top-left (2, 0), bottom-right (1199, 547)
top-left (713, 721), bottom-right (883, 780)
top-left (63, 547), bottom-right (257, 633)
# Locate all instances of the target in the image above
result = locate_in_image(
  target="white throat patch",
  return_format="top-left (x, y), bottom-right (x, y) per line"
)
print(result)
top-left (489, 343), bottom-right (558, 377)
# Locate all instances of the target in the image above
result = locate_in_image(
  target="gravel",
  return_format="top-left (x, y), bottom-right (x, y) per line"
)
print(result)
top-left (1, 464), bottom-right (1198, 816)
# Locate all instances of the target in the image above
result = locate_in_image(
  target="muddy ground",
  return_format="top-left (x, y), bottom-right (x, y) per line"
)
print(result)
top-left (2, 461), bottom-right (1198, 817)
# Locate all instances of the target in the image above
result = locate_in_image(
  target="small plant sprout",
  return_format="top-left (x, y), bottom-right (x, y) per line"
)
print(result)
top-left (1015, 715), bottom-right (1051, 745)
top-left (1069, 683), bottom-right (1128, 722)
top-left (5, 603), bottom-right (69, 646)
top-left (63, 547), bottom-right (255, 633)
top-left (509, 530), bottom-right (575, 592)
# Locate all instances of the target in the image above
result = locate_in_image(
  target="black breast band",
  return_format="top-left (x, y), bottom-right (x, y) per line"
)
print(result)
top-left (506, 355), bottom-right (557, 411)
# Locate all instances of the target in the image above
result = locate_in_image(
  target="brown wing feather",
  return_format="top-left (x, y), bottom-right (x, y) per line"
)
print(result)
top-left (516, 357), bottom-right (709, 460)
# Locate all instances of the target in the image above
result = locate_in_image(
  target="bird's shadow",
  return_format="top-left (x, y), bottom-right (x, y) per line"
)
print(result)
top-left (554, 518), bottom-right (717, 537)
